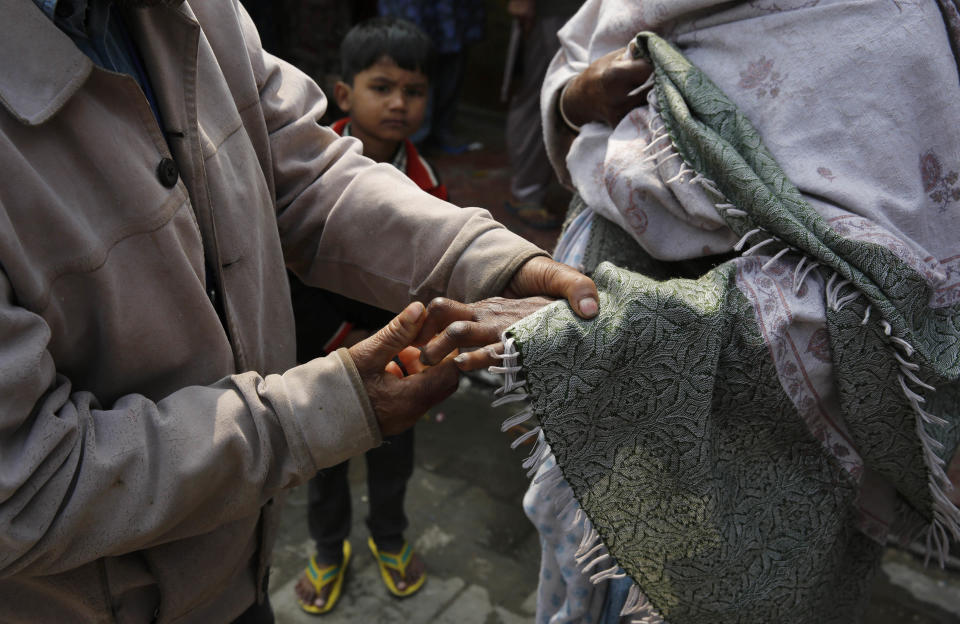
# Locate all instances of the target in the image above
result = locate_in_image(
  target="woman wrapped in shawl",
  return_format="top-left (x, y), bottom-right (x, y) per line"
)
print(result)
top-left (416, 1), bottom-right (960, 622)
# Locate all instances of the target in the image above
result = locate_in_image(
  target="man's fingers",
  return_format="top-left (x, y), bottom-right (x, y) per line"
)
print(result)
top-left (453, 343), bottom-right (504, 372)
top-left (385, 360), bottom-right (404, 379)
top-left (350, 301), bottom-right (425, 374)
top-left (414, 297), bottom-right (482, 363)
top-left (544, 262), bottom-right (599, 319)
top-left (404, 359), bottom-right (460, 412)
top-left (508, 257), bottom-right (599, 319)
top-left (385, 346), bottom-right (426, 379)
top-left (420, 318), bottom-right (501, 365)
top-left (396, 346), bottom-right (426, 375)
top-left (413, 298), bottom-right (476, 347)
top-left (377, 360), bottom-right (460, 436)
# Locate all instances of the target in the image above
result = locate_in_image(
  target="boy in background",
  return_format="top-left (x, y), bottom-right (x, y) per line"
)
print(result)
top-left (291, 16), bottom-right (444, 615)
top-left (330, 16), bottom-right (446, 199)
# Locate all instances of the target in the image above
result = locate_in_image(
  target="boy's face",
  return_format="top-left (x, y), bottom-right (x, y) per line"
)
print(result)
top-left (335, 56), bottom-right (429, 149)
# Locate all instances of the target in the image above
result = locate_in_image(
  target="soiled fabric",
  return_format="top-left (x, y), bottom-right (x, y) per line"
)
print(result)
top-left (504, 4), bottom-right (960, 623)
top-left (0, 1), bottom-right (543, 621)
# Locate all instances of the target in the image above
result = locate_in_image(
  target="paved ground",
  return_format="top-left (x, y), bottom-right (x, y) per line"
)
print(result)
top-left (269, 376), bottom-right (541, 624)
top-left (268, 110), bottom-right (960, 623)
top-left (268, 379), bottom-right (960, 624)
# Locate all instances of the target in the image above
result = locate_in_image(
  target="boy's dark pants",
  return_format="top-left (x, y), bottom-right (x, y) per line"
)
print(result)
top-left (309, 428), bottom-right (415, 563)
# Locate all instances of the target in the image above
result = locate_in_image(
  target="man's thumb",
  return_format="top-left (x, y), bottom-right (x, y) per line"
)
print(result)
top-left (366, 301), bottom-right (426, 365)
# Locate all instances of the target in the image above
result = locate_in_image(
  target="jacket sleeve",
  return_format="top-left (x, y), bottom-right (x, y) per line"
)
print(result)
top-left (0, 266), bottom-right (378, 577)
top-left (234, 6), bottom-right (546, 311)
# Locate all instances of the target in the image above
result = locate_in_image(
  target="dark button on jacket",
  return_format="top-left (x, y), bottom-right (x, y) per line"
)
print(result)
top-left (157, 157), bottom-right (179, 188)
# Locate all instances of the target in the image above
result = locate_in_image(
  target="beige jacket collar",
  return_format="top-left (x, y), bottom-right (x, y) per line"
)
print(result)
top-left (0, 0), bottom-right (93, 125)
top-left (0, 0), bottom-right (198, 126)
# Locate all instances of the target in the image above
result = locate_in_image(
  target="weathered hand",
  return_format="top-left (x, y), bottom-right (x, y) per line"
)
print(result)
top-left (348, 302), bottom-right (459, 436)
top-left (561, 42), bottom-right (653, 129)
top-left (415, 296), bottom-right (554, 370)
top-left (415, 257), bottom-right (599, 370)
top-left (503, 256), bottom-right (598, 319)
top-left (384, 346), bottom-right (427, 379)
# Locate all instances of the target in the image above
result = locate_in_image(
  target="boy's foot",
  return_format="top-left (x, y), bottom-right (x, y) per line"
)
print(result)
top-left (295, 541), bottom-right (351, 615)
top-left (367, 537), bottom-right (427, 597)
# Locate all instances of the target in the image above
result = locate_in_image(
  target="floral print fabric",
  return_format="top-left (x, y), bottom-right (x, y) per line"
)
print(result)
top-left (542, 0), bottom-right (960, 276)
top-left (515, 4), bottom-right (960, 621)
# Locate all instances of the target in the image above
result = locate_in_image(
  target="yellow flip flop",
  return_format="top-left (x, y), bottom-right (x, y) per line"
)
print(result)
top-left (298, 540), bottom-right (351, 615)
top-left (367, 537), bottom-right (426, 598)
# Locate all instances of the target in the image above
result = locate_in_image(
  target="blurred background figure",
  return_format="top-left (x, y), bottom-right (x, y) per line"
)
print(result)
top-left (378, 0), bottom-right (487, 154)
top-left (243, 0), bottom-right (378, 122)
top-left (502, 0), bottom-right (582, 229)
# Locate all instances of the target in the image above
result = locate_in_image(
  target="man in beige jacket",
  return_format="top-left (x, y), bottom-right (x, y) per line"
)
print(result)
top-left (0, 0), bottom-right (598, 621)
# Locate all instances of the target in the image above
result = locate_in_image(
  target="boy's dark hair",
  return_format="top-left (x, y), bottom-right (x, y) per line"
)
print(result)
top-left (340, 17), bottom-right (434, 85)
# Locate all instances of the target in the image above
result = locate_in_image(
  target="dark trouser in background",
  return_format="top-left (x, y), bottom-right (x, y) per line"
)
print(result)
top-left (231, 595), bottom-right (274, 624)
top-left (408, 51), bottom-right (468, 147)
top-left (309, 428), bottom-right (416, 563)
top-left (505, 15), bottom-right (569, 205)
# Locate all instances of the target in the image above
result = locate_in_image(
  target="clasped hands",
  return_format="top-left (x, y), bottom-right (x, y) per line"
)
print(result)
top-left (347, 257), bottom-right (599, 435)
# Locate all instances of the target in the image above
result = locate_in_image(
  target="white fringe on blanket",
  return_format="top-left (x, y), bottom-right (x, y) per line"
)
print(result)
top-left (650, 94), bottom-right (960, 567)
top-left (490, 317), bottom-right (958, 624)
top-left (492, 81), bottom-right (960, 622)
top-left (491, 336), bottom-right (668, 623)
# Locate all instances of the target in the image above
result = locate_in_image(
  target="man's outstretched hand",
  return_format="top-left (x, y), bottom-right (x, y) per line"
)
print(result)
top-left (416, 257), bottom-right (599, 371)
top-left (502, 256), bottom-right (598, 318)
top-left (348, 302), bottom-right (460, 436)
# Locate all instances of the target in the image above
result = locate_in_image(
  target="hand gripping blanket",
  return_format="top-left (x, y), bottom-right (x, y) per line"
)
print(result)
top-left (493, 32), bottom-right (960, 624)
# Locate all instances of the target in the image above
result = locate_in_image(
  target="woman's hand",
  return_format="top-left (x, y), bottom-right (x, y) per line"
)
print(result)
top-left (561, 42), bottom-right (653, 129)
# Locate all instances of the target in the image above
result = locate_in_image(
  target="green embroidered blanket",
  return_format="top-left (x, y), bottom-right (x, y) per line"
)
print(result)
top-left (500, 32), bottom-right (960, 624)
